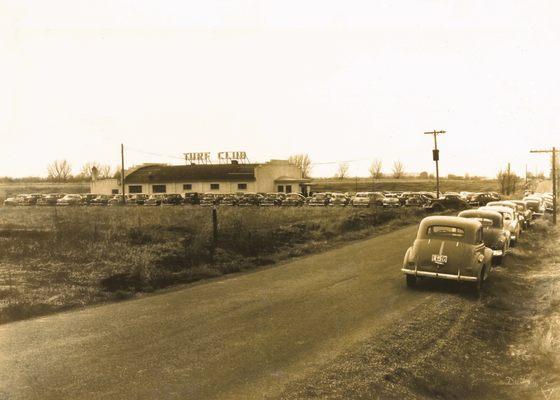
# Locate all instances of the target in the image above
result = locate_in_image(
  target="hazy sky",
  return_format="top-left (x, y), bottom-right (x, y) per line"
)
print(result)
top-left (1, 0), bottom-right (558, 178)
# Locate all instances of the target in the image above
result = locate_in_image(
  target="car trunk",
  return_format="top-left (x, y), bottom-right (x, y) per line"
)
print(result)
top-left (415, 238), bottom-right (469, 276)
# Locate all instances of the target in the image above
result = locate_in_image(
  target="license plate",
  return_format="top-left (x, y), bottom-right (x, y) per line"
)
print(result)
top-left (432, 254), bottom-right (448, 265)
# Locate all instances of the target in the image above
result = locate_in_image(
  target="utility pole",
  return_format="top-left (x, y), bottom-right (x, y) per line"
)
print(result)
top-left (530, 147), bottom-right (557, 225)
top-left (424, 130), bottom-right (446, 198)
top-left (121, 143), bottom-right (126, 205)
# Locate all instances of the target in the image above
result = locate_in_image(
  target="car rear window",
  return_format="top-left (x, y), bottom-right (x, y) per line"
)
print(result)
top-left (427, 225), bottom-right (465, 238)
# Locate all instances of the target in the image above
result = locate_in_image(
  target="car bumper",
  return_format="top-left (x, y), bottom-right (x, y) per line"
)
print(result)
top-left (492, 250), bottom-right (503, 257)
top-left (401, 268), bottom-right (478, 282)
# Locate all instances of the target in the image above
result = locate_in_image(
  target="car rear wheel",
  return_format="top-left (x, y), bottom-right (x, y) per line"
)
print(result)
top-left (406, 275), bottom-right (417, 287)
top-left (474, 267), bottom-right (486, 292)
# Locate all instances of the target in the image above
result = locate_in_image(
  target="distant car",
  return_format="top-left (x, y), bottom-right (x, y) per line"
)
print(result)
top-left (402, 216), bottom-right (492, 291)
top-left (424, 194), bottom-right (469, 212)
top-left (351, 192), bottom-right (384, 207)
top-left (183, 192), bottom-right (201, 205)
top-left (91, 195), bottom-right (111, 206)
top-left (479, 206), bottom-right (520, 247)
top-left (220, 194), bottom-right (238, 206)
top-left (260, 193), bottom-right (285, 206)
top-left (108, 194), bottom-right (133, 206)
top-left (82, 194), bottom-right (98, 206)
top-left (200, 193), bottom-right (220, 207)
top-left (398, 192), bottom-right (417, 206)
top-left (308, 193), bottom-right (330, 206)
top-left (22, 194), bottom-right (43, 206)
top-left (144, 194), bottom-right (165, 206)
top-left (37, 193), bottom-right (65, 206)
top-left (237, 193), bottom-right (262, 206)
top-left (509, 200), bottom-right (533, 229)
top-left (523, 197), bottom-right (545, 219)
top-left (467, 193), bottom-right (493, 207)
top-left (129, 194), bottom-right (149, 205)
top-left (404, 194), bottom-right (430, 207)
top-left (57, 194), bottom-right (83, 206)
top-left (282, 193), bottom-right (306, 206)
top-left (382, 194), bottom-right (400, 208)
top-left (458, 209), bottom-right (510, 264)
top-left (486, 201), bottom-right (526, 231)
top-left (3, 194), bottom-right (27, 206)
top-left (162, 194), bottom-right (184, 206)
top-left (329, 193), bottom-right (350, 206)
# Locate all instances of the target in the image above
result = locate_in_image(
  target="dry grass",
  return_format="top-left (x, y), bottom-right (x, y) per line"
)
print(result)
top-left (0, 206), bottom-right (426, 323)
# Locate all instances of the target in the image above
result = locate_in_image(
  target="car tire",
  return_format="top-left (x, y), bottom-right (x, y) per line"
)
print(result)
top-left (474, 266), bottom-right (486, 293)
top-left (406, 275), bottom-right (417, 287)
top-left (432, 203), bottom-right (444, 213)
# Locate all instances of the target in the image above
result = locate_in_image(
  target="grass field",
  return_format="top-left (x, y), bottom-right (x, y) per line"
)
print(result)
top-left (309, 177), bottom-right (504, 193)
top-left (0, 205), bottom-right (427, 323)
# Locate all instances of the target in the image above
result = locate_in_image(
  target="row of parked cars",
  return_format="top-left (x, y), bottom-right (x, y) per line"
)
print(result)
top-left (401, 192), bottom-right (554, 292)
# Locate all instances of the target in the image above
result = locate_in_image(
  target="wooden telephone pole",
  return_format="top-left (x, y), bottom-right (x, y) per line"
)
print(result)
top-left (424, 130), bottom-right (446, 198)
top-left (530, 147), bottom-right (557, 224)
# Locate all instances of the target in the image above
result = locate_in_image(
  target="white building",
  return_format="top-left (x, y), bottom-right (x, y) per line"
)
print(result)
top-left (91, 160), bottom-right (309, 195)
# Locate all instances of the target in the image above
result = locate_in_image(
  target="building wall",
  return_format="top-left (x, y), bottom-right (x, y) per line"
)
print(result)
top-left (91, 179), bottom-right (120, 195)
top-left (126, 181), bottom-right (257, 195)
top-left (255, 160), bottom-right (303, 193)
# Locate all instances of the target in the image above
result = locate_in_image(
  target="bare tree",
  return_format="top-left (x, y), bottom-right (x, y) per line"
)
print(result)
top-left (288, 154), bottom-right (312, 178)
top-left (392, 161), bottom-right (405, 179)
top-left (80, 161), bottom-right (112, 179)
top-left (497, 164), bottom-right (520, 195)
top-left (368, 159), bottom-right (383, 179)
top-left (336, 162), bottom-right (349, 179)
top-left (47, 159), bottom-right (72, 182)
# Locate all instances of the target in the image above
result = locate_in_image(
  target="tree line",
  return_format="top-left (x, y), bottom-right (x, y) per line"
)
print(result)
top-left (45, 160), bottom-right (118, 182)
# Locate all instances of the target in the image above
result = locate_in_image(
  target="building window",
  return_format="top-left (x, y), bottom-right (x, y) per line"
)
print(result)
top-left (210, 183), bottom-right (220, 190)
top-left (152, 184), bottom-right (167, 193)
top-left (111, 189), bottom-right (119, 195)
top-left (237, 183), bottom-right (247, 190)
top-left (285, 185), bottom-right (292, 193)
top-left (277, 185), bottom-right (284, 193)
top-left (183, 184), bottom-right (192, 191)
top-left (128, 185), bottom-right (142, 194)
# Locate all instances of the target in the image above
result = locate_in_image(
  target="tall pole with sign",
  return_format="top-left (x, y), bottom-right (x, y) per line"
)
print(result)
top-left (424, 130), bottom-right (446, 198)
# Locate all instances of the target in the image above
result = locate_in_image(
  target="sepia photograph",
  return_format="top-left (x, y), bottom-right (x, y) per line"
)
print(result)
top-left (0, 1), bottom-right (559, 399)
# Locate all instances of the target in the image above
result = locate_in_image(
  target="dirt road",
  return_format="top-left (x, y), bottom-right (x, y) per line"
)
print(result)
top-left (0, 223), bottom-right (556, 399)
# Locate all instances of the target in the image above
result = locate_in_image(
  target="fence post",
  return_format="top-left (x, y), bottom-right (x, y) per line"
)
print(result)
top-left (211, 205), bottom-right (218, 259)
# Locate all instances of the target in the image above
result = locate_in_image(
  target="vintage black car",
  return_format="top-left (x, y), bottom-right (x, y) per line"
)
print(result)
top-left (467, 193), bottom-right (493, 207)
top-left (308, 193), bottom-right (330, 206)
top-left (37, 193), bottom-right (65, 206)
top-left (402, 216), bottom-right (492, 291)
top-left (458, 209), bottom-right (510, 264)
top-left (200, 193), bottom-right (220, 207)
top-left (129, 194), bottom-right (149, 205)
top-left (183, 192), bottom-right (201, 205)
top-left (237, 193), bottom-right (262, 206)
top-left (424, 194), bottom-right (469, 212)
top-left (161, 194), bottom-right (184, 206)
top-left (91, 195), bottom-right (111, 206)
top-left (260, 193), bottom-right (285, 206)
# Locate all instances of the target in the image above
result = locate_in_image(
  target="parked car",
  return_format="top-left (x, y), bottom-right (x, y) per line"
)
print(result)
top-left (458, 209), bottom-right (510, 264)
top-left (237, 193), bottom-right (262, 206)
top-left (200, 193), bottom-right (220, 206)
top-left (424, 194), bottom-right (469, 212)
top-left (398, 192), bottom-right (417, 206)
top-left (129, 194), bottom-right (149, 205)
top-left (467, 193), bottom-right (493, 207)
top-left (382, 193), bottom-right (400, 208)
top-left (329, 193), bottom-right (350, 206)
top-left (21, 193), bottom-right (43, 206)
top-left (260, 193), bottom-right (285, 206)
top-left (308, 193), bottom-right (330, 206)
top-left (523, 196), bottom-right (546, 219)
top-left (144, 194), bottom-right (165, 206)
top-left (282, 193), bottom-right (306, 206)
top-left (91, 195), bottom-right (111, 206)
top-left (479, 206), bottom-right (520, 247)
top-left (82, 194), bottom-right (98, 206)
top-left (220, 194), bottom-right (239, 206)
top-left (37, 193), bottom-right (65, 206)
top-left (3, 194), bottom-right (27, 206)
top-left (510, 200), bottom-right (533, 229)
top-left (402, 216), bottom-right (492, 291)
top-left (57, 194), bottom-right (83, 206)
top-left (161, 194), bottom-right (184, 206)
top-left (108, 194), bottom-right (133, 206)
top-left (405, 194), bottom-right (430, 207)
top-left (351, 192), bottom-right (384, 207)
top-left (183, 192), bottom-right (201, 205)
top-left (486, 201), bottom-right (525, 231)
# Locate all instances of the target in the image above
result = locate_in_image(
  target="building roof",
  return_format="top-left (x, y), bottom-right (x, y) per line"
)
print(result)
top-left (125, 163), bottom-right (257, 183)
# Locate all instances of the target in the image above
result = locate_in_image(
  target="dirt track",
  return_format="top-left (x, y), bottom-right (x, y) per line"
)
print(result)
top-left (0, 222), bottom-right (558, 399)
